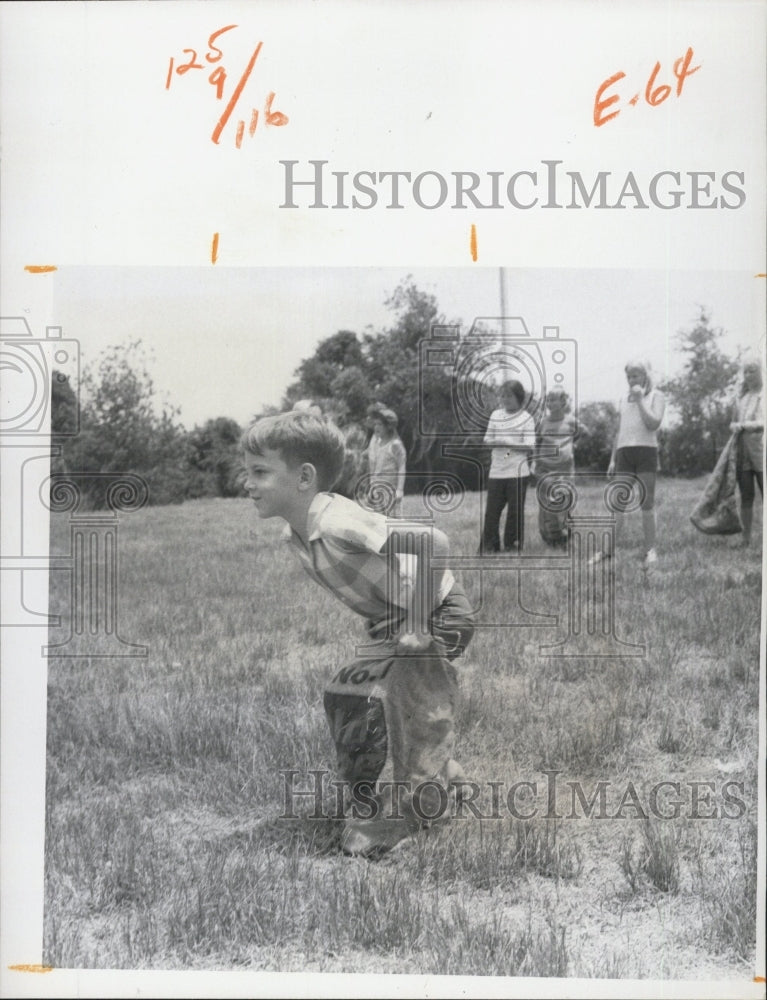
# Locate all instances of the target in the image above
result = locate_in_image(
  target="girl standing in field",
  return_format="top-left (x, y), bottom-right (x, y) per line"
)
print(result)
top-left (534, 389), bottom-right (580, 548)
top-left (481, 380), bottom-right (535, 554)
top-left (366, 406), bottom-right (407, 517)
top-left (594, 360), bottom-right (666, 566)
top-left (730, 360), bottom-right (764, 547)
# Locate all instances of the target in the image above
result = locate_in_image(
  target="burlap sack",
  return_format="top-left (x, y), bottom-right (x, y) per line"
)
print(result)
top-left (690, 435), bottom-right (743, 535)
top-left (323, 644), bottom-right (460, 826)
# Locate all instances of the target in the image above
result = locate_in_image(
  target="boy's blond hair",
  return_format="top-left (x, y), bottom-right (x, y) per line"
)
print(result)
top-left (241, 410), bottom-right (346, 491)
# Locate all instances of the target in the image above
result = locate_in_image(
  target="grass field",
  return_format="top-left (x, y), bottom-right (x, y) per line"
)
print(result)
top-left (43, 478), bottom-right (762, 979)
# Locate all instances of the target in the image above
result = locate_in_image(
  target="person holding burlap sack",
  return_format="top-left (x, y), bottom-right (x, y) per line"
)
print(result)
top-left (730, 360), bottom-right (764, 547)
top-left (534, 388), bottom-right (580, 548)
top-left (690, 361), bottom-right (764, 539)
top-left (241, 410), bottom-right (475, 858)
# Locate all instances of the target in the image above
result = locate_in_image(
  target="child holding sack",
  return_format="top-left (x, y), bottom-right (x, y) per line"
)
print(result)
top-left (535, 389), bottom-right (579, 547)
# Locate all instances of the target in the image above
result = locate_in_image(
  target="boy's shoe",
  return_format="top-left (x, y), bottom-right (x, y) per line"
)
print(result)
top-left (445, 759), bottom-right (467, 784)
top-left (643, 548), bottom-right (658, 567)
top-left (340, 817), bottom-right (414, 859)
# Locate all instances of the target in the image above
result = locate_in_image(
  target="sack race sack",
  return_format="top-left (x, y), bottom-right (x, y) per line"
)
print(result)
top-left (323, 586), bottom-right (475, 855)
top-left (690, 434), bottom-right (743, 535)
top-left (536, 472), bottom-right (573, 548)
top-left (323, 645), bottom-right (459, 821)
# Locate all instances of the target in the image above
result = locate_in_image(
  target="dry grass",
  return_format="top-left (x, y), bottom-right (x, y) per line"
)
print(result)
top-left (43, 480), bottom-right (761, 978)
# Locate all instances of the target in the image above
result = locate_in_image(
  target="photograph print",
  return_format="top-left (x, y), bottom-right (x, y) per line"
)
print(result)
top-left (31, 264), bottom-right (764, 984)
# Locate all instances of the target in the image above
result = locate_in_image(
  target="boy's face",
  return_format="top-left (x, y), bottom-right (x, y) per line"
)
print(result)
top-left (243, 448), bottom-right (302, 519)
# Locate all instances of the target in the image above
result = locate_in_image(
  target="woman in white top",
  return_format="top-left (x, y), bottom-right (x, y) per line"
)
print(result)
top-left (730, 360), bottom-right (764, 547)
top-left (481, 380), bottom-right (536, 553)
top-left (598, 360), bottom-right (666, 566)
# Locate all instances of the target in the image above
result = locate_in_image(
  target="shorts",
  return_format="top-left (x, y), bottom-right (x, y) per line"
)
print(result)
top-left (615, 447), bottom-right (658, 475)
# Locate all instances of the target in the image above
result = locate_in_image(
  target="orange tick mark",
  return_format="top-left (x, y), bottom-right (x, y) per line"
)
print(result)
top-left (755, 273), bottom-right (766, 278)
top-left (211, 233), bottom-right (219, 264)
top-left (8, 964), bottom-right (54, 973)
top-left (24, 265), bottom-right (57, 273)
top-left (470, 224), bottom-right (477, 262)
top-left (754, 976), bottom-right (766, 983)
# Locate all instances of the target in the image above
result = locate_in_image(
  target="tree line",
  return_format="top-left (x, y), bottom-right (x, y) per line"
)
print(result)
top-left (51, 280), bottom-right (744, 508)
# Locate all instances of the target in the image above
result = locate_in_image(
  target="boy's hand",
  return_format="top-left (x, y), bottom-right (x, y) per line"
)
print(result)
top-left (395, 631), bottom-right (433, 654)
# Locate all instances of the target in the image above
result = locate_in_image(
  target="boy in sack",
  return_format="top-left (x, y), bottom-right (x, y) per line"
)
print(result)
top-left (241, 410), bottom-right (475, 858)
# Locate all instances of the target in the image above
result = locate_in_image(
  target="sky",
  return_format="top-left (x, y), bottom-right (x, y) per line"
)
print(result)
top-left (51, 266), bottom-right (764, 430)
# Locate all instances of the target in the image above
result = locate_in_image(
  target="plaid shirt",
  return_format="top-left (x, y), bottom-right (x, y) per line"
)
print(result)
top-left (282, 493), bottom-right (455, 623)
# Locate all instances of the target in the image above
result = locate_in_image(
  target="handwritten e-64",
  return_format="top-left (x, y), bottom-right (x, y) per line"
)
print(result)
top-left (165, 24), bottom-right (289, 148)
top-left (594, 47), bottom-right (701, 128)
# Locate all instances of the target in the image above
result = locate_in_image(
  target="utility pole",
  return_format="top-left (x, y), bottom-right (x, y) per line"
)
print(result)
top-left (499, 267), bottom-right (508, 339)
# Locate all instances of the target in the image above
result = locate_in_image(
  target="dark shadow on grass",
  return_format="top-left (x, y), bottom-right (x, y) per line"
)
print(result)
top-left (241, 815), bottom-right (345, 857)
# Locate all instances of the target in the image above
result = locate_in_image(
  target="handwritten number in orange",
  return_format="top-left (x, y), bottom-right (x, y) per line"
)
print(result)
top-left (176, 49), bottom-right (203, 75)
top-left (264, 91), bottom-right (288, 127)
top-left (166, 26), bottom-right (238, 87)
top-left (644, 63), bottom-right (671, 108)
top-left (673, 47), bottom-right (700, 94)
top-left (645, 62), bottom-right (671, 106)
top-left (167, 28), bottom-right (289, 147)
top-left (209, 66), bottom-right (227, 100)
top-left (211, 42), bottom-right (262, 145)
top-left (206, 24), bottom-right (238, 63)
top-left (594, 48), bottom-right (700, 127)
